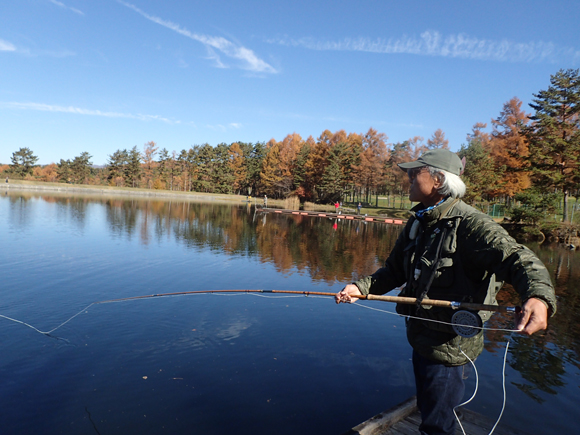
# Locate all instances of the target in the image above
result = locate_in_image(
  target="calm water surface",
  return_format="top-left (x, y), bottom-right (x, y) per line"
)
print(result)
top-left (1, 190), bottom-right (579, 435)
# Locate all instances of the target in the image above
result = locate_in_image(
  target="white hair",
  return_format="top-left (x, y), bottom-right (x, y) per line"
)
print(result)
top-left (428, 167), bottom-right (466, 199)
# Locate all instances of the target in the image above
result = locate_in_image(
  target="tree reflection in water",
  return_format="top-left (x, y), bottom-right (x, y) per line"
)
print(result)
top-left (9, 191), bottom-right (580, 403)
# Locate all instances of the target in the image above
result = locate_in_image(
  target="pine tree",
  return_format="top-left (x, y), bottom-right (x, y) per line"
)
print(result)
top-left (126, 146), bottom-right (142, 188)
top-left (70, 152), bottom-right (93, 184)
top-left (10, 147), bottom-right (39, 177)
top-left (524, 68), bottom-right (580, 221)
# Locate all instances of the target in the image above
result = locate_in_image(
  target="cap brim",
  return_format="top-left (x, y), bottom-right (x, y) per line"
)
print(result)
top-left (398, 161), bottom-right (424, 171)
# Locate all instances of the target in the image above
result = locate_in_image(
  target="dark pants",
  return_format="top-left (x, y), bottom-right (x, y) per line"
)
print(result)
top-left (413, 350), bottom-right (468, 435)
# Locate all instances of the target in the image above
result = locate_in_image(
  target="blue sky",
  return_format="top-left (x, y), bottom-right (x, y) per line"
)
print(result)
top-left (1, 0), bottom-right (579, 165)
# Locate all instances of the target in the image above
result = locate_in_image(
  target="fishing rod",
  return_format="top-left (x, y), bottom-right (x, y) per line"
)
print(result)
top-left (97, 289), bottom-right (519, 339)
top-left (97, 289), bottom-right (518, 313)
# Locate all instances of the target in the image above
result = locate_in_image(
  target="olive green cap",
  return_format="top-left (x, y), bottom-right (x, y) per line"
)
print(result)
top-left (398, 149), bottom-right (464, 176)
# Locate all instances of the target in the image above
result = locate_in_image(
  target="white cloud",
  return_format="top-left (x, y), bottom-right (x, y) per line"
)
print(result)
top-left (49, 0), bottom-right (84, 16)
top-left (118, 1), bottom-right (277, 73)
top-left (0, 101), bottom-right (177, 123)
top-left (0, 39), bottom-right (16, 52)
top-left (206, 123), bottom-right (242, 131)
top-left (268, 30), bottom-right (580, 63)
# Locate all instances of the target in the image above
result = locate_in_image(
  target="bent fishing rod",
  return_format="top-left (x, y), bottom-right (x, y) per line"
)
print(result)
top-left (97, 289), bottom-right (518, 313)
top-left (1, 288), bottom-right (519, 339)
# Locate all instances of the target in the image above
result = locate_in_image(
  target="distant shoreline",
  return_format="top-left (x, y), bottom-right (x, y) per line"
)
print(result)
top-left (2, 180), bottom-right (254, 204)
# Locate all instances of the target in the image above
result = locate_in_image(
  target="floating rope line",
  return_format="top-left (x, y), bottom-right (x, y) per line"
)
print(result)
top-left (0, 289), bottom-right (521, 338)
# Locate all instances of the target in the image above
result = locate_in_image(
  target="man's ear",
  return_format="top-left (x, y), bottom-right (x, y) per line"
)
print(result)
top-left (433, 172), bottom-right (444, 189)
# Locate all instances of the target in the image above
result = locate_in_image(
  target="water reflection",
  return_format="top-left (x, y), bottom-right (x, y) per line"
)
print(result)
top-left (5, 191), bottom-right (398, 283)
top-left (3, 190), bottom-right (580, 409)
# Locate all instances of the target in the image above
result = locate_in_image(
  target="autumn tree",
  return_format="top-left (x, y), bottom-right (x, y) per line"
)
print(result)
top-left (489, 97), bottom-right (531, 201)
top-left (142, 141), bottom-right (158, 189)
top-left (10, 147), bottom-right (38, 177)
top-left (427, 129), bottom-right (449, 149)
top-left (293, 140), bottom-right (312, 200)
top-left (524, 68), bottom-right (580, 222)
top-left (228, 142), bottom-right (247, 194)
top-left (35, 163), bottom-right (58, 182)
top-left (353, 128), bottom-right (389, 204)
top-left (260, 141), bottom-right (284, 198)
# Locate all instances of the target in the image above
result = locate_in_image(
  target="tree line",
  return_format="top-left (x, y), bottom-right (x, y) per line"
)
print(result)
top-left (4, 68), bottom-right (580, 221)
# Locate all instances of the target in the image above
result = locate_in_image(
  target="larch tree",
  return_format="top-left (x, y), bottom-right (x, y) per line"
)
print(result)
top-left (293, 139), bottom-right (313, 201)
top-left (427, 129), bottom-right (449, 149)
top-left (354, 128), bottom-right (389, 204)
top-left (489, 97), bottom-right (531, 201)
top-left (260, 142), bottom-right (284, 198)
top-left (524, 68), bottom-right (580, 222)
top-left (228, 142), bottom-right (247, 194)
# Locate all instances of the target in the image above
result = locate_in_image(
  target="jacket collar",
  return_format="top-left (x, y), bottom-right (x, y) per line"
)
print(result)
top-left (410, 196), bottom-right (460, 224)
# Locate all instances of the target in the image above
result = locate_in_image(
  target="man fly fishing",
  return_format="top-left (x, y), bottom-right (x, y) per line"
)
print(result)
top-left (335, 149), bottom-right (557, 435)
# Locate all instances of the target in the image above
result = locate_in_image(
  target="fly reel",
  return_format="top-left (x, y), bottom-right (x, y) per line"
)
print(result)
top-left (451, 310), bottom-right (483, 338)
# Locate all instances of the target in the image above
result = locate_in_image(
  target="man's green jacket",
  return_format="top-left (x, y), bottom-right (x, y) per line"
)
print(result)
top-left (353, 198), bottom-right (557, 366)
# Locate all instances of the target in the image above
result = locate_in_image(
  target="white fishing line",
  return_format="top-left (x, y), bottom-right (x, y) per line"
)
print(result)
top-left (0, 291), bottom-right (520, 338)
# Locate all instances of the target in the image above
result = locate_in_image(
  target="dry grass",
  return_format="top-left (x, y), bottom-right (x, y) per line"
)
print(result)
top-left (283, 195), bottom-right (300, 210)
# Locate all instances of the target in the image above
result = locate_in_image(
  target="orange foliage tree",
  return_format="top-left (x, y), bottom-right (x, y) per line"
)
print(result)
top-left (228, 142), bottom-right (247, 194)
top-left (489, 97), bottom-right (531, 199)
top-left (354, 128), bottom-right (389, 204)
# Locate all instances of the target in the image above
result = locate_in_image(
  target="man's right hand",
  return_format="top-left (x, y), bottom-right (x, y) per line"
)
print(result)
top-left (335, 284), bottom-right (363, 304)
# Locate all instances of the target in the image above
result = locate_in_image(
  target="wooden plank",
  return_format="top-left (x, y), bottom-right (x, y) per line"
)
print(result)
top-left (341, 397), bottom-right (417, 435)
top-left (345, 401), bottom-right (530, 435)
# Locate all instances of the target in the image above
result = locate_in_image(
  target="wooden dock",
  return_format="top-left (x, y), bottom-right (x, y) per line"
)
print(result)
top-left (258, 207), bottom-right (406, 225)
top-left (342, 397), bottom-right (528, 435)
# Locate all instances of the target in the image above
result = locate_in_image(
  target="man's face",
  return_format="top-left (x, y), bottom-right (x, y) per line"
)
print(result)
top-left (407, 167), bottom-right (443, 206)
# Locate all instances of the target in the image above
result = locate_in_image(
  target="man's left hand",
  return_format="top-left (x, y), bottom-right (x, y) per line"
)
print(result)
top-left (516, 298), bottom-right (549, 335)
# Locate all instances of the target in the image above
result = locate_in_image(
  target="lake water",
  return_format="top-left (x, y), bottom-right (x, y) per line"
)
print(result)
top-left (1, 189), bottom-right (579, 435)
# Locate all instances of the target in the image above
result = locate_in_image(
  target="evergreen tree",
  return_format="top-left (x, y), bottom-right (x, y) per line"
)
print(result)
top-left (107, 149), bottom-right (129, 185)
top-left (293, 142), bottom-right (312, 199)
top-left (245, 142), bottom-right (266, 196)
top-left (458, 137), bottom-right (499, 203)
top-left (70, 152), bottom-right (93, 184)
top-left (213, 143), bottom-right (234, 193)
top-left (193, 144), bottom-right (215, 192)
top-left (524, 68), bottom-right (580, 221)
top-left (57, 159), bottom-right (73, 183)
top-left (157, 148), bottom-right (171, 189)
top-left (126, 146), bottom-right (142, 188)
top-left (10, 147), bottom-right (39, 177)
